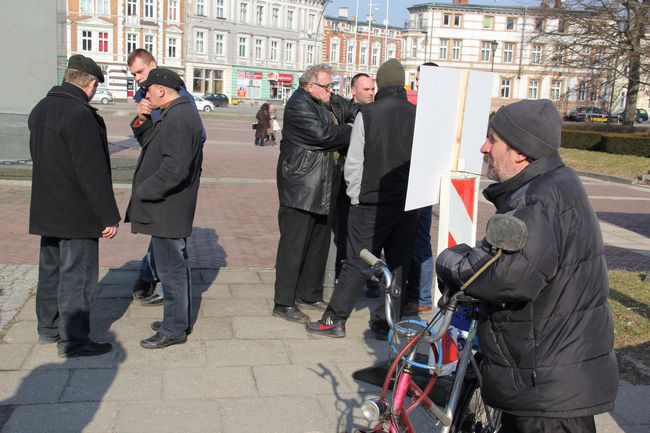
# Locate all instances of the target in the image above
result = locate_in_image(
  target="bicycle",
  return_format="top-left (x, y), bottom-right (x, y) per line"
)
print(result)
top-left (353, 214), bottom-right (528, 433)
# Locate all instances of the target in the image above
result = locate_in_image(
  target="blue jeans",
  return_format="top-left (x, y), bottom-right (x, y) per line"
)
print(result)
top-left (139, 241), bottom-right (163, 296)
top-left (406, 206), bottom-right (433, 307)
top-left (36, 237), bottom-right (99, 353)
top-left (150, 237), bottom-right (192, 338)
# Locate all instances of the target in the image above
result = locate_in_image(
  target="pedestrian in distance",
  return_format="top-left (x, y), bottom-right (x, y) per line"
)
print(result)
top-left (29, 54), bottom-right (120, 358)
top-left (127, 68), bottom-right (204, 349)
top-left (273, 64), bottom-right (359, 324)
top-left (254, 103), bottom-right (272, 146)
top-left (436, 99), bottom-right (618, 433)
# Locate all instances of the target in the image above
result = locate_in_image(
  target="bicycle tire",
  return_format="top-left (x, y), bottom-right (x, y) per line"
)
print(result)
top-left (451, 379), bottom-right (501, 433)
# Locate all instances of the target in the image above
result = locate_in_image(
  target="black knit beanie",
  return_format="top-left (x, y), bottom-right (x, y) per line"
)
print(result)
top-left (375, 59), bottom-right (405, 89)
top-left (489, 99), bottom-right (562, 160)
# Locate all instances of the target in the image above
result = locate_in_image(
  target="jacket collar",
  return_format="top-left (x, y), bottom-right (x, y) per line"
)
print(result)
top-left (483, 152), bottom-right (564, 209)
top-left (374, 86), bottom-right (407, 102)
top-left (47, 82), bottom-right (97, 111)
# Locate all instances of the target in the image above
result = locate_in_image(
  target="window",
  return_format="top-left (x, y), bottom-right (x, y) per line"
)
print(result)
top-left (80, 0), bottom-right (93, 14)
top-left (558, 19), bottom-right (566, 33)
top-left (443, 14), bottom-right (451, 26)
top-left (239, 36), bottom-right (247, 57)
top-left (285, 42), bottom-right (294, 62)
top-left (531, 44), bottom-right (542, 64)
top-left (553, 44), bottom-right (564, 64)
top-left (194, 68), bottom-right (223, 94)
top-left (307, 45), bottom-right (314, 64)
top-left (347, 41), bottom-right (354, 63)
top-left (371, 43), bottom-right (380, 66)
top-left (168, 0), bottom-right (178, 21)
top-left (97, 0), bottom-right (110, 15)
top-left (127, 0), bottom-right (137, 16)
top-left (215, 33), bottom-right (225, 56)
top-left (308, 13), bottom-right (316, 32)
top-left (551, 80), bottom-right (561, 100)
top-left (256, 5), bottom-right (264, 25)
top-left (387, 44), bottom-right (396, 59)
top-left (144, 34), bottom-right (154, 53)
top-left (453, 15), bottom-right (462, 27)
top-left (535, 18), bottom-right (544, 31)
top-left (98, 32), bottom-right (109, 52)
top-left (506, 17), bottom-right (516, 31)
top-left (500, 79), bottom-right (511, 98)
top-left (410, 39), bottom-right (417, 58)
top-left (195, 31), bottom-right (205, 54)
top-left (254, 38), bottom-right (263, 59)
top-left (270, 40), bottom-right (278, 61)
top-left (503, 42), bottom-right (514, 63)
top-left (82, 30), bottom-right (92, 51)
top-left (481, 41), bottom-right (492, 62)
top-left (330, 38), bottom-right (339, 63)
top-left (360, 42), bottom-right (368, 65)
top-left (144, 0), bottom-right (155, 18)
top-left (528, 79), bottom-right (539, 99)
top-left (578, 82), bottom-right (587, 101)
top-left (452, 39), bottom-right (462, 60)
top-left (439, 38), bottom-right (448, 60)
top-left (196, 0), bottom-right (205, 16)
top-left (216, 0), bottom-right (224, 18)
top-left (483, 16), bottom-right (493, 29)
top-left (167, 37), bottom-right (177, 58)
top-left (240, 3), bottom-right (248, 22)
top-left (272, 8), bottom-right (279, 27)
top-left (373, 28), bottom-right (380, 36)
top-left (127, 33), bottom-right (138, 54)
top-left (287, 10), bottom-right (294, 29)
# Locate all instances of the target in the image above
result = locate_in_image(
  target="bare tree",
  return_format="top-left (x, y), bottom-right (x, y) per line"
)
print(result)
top-left (534, 0), bottom-right (650, 125)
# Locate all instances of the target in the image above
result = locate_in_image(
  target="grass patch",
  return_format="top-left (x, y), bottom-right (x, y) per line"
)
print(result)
top-left (609, 270), bottom-right (650, 383)
top-left (559, 148), bottom-right (650, 182)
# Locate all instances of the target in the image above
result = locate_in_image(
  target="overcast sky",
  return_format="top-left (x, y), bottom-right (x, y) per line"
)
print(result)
top-left (324, 0), bottom-right (528, 28)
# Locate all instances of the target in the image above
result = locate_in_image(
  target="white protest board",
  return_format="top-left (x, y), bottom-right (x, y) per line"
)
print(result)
top-left (405, 67), bottom-right (494, 211)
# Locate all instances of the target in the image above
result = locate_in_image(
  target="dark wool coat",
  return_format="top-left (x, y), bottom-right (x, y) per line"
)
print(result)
top-left (276, 88), bottom-right (358, 214)
top-left (126, 97), bottom-right (203, 239)
top-left (255, 107), bottom-right (271, 141)
top-left (28, 82), bottom-right (120, 238)
top-left (437, 153), bottom-right (618, 418)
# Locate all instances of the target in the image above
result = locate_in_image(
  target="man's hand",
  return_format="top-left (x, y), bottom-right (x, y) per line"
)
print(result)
top-left (102, 224), bottom-right (119, 239)
top-left (136, 99), bottom-right (152, 120)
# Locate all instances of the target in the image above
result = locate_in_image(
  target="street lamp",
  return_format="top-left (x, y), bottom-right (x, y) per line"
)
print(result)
top-left (490, 40), bottom-right (499, 72)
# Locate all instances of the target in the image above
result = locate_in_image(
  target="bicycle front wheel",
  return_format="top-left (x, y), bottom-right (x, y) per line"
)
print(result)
top-left (451, 379), bottom-right (501, 433)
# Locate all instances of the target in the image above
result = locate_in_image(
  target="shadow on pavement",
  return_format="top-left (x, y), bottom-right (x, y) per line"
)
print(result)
top-left (598, 211), bottom-right (650, 239)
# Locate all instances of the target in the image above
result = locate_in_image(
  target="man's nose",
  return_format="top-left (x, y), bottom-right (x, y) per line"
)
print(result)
top-left (480, 139), bottom-right (491, 154)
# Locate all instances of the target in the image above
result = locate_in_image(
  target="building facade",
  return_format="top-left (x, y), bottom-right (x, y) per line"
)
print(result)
top-left (67, 0), bottom-right (185, 100)
top-left (402, 0), bottom-right (617, 113)
top-left (323, 8), bottom-right (402, 97)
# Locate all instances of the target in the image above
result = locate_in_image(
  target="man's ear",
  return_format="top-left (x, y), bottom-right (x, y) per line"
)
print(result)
top-left (514, 151), bottom-right (529, 164)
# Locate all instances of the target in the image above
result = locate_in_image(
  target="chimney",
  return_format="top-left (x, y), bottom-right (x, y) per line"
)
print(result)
top-left (540, 0), bottom-right (549, 7)
top-left (554, 0), bottom-right (564, 8)
top-left (338, 7), bottom-right (349, 18)
top-left (452, 0), bottom-right (469, 4)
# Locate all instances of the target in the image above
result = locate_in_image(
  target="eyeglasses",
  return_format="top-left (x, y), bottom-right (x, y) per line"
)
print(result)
top-left (311, 82), bottom-right (334, 91)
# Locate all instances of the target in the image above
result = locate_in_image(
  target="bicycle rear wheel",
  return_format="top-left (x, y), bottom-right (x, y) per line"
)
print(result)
top-left (451, 379), bottom-right (501, 433)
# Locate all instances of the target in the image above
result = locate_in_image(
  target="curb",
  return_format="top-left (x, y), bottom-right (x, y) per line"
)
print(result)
top-left (576, 170), bottom-right (634, 185)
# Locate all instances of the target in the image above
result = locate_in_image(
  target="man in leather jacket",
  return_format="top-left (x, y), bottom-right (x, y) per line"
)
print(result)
top-left (273, 64), bottom-right (358, 324)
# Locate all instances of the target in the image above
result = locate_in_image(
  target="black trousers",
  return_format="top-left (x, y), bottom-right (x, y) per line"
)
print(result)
top-left (274, 205), bottom-right (330, 307)
top-left (151, 237), bottom-right (192, 338)
top-left (36, 237), bottom-right (99, 353)
top-left (323, 204), bottom-right (419, 324)
top-left (500, 413), bottom-right (596, 433)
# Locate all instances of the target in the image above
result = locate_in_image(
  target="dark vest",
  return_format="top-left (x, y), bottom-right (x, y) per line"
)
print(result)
top-left (359, 86), bottom-right (416, 206)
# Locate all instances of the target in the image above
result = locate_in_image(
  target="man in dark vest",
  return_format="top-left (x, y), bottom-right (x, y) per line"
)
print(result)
top-left (306, 59), bottom-right (419, 339)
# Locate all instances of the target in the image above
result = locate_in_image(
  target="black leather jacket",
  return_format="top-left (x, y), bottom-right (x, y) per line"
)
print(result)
top-left (276, 88), bottom-right (359, 214)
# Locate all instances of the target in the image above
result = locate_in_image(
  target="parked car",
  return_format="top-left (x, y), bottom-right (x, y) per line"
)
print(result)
top-left (611, 108), bottom-right (648, 123)
top-left (91, 89), bottom-right (113, 104)
top-left (564, 106), bottom-right (609, 122)
top-left (203, 93), bottom-right (229, 107)
top-left (192, 95), bottom-right (215, 112)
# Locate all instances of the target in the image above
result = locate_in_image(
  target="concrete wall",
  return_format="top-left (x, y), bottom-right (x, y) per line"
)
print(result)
top-left (0, 1), bottom-right (60, 160)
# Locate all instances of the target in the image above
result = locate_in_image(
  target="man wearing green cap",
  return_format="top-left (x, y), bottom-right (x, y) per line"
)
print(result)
top-left (28, 54), bottom-right (120, 358)
top-left (306, 59), bottom-right (419, 339)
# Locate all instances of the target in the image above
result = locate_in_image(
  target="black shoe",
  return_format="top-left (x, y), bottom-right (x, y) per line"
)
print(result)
top-left (296, 298), bottom-right (328, 311)
top-left (370, 321), bottom-right (390, 341)
top-left (132, 279), bottom-right (155, 300)
top-left (272, 305), bottom-right (309, 324)
top-left (38, 334), bottom-right (60, 345)
top-left (140, 332), bottom-right (187, 349)
top-left (151, 321), bottom-right (193, 335)
top-left (59, 341), bottom-right (112, 358)
top-left (306, 317), bottom-right (346, 338)
top-left (140, 293), bottom-right (163, 306)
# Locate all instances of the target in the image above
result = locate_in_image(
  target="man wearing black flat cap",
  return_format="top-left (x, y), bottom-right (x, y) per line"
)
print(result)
top-left (126, 68), bottom-right (204, 349)
top-left (435, 99), bottom-right (618, 432)
top-left (28, 54), bottom-right (120, 358)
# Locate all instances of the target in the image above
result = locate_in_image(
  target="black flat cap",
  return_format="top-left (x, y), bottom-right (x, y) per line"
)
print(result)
top-left (67, 54), bottom-right (104, 83)
top-left (139, 68), bottom-right (182, 91)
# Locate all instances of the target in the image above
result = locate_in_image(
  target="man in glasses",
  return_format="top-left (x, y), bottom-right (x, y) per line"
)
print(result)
top-left (273, 64), bottom-right (358, 324)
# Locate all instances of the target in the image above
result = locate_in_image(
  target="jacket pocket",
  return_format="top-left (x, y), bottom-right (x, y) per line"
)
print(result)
top-left (494, 328), bottom-right (526, 389)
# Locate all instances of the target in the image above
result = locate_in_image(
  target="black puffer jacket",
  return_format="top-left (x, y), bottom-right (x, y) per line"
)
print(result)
top-left (436, 153), bottom-right (618, 417)
top-left (277, 88), bottom-right (358, 214)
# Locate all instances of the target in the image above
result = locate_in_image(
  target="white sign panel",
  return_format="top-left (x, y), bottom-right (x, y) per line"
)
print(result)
top-left (405, 67), bottom-right (494, 211)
